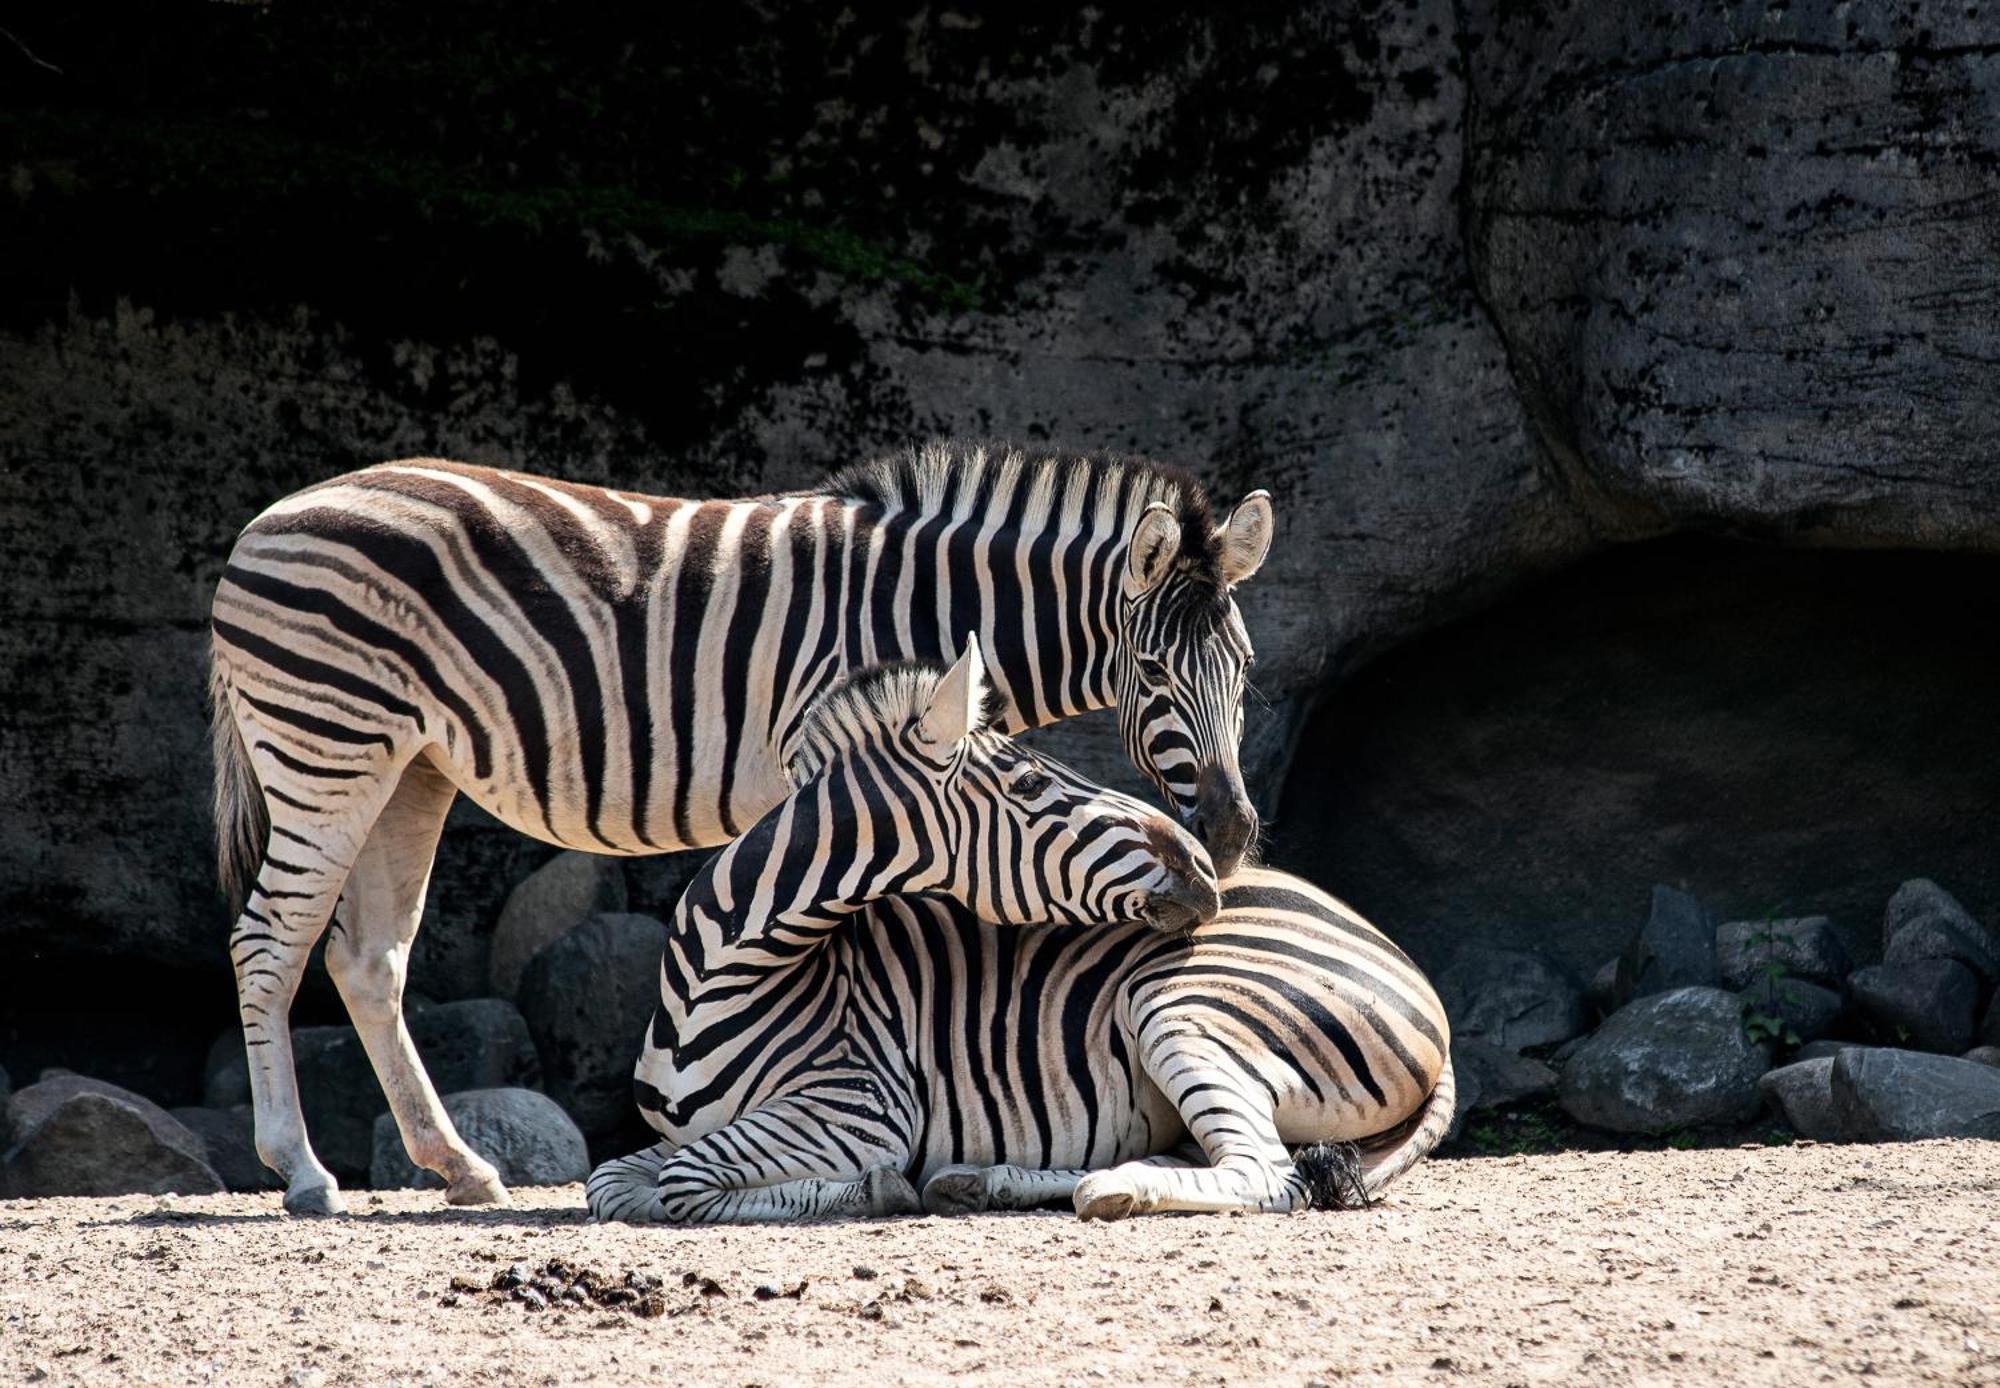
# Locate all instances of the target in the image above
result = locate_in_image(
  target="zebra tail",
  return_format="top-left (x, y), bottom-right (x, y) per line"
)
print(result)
top-left (209, 654), bottom-right (267, 916)
top-left (1357, 1053), bottom-right (1456, 1198)
top-left (1294, 1055), bottom-right (1457, 1210)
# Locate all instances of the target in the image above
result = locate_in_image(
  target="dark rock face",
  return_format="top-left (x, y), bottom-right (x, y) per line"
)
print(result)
top-left (1616, 886), bottom-right (1718, 1005)
top-left (1, 1076), bottom-right (223, 1197)
top-left (1558, 987), bottom-right (1771, 1135)
top-left (1465, 4), bottom-right (2000, 548)
top-left (1717, 918), bottom-right (1851, 993)
top-left (5, 3), bottom-right (2000, 1091)
top-left (1828, 1049), bottom-right (2000, 1141)
top-left (1436, 948), bottom-right (1588, 1054)
top-left (1273, 543), bottom-right (2000, 977)
top-left (1849, 961), bottom-right (1981, 1055)
top-left (368, 1088), bottom-right (588, 1191)
top-left (517, 913), bottom-right (669, 1141)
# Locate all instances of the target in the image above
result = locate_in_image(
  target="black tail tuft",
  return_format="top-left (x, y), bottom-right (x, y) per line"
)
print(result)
top-left (1295, 1140), bottom-right (1373, 1211)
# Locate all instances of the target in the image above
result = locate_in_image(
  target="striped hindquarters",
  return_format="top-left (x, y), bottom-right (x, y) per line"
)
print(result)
top-left (1128, 867), bottom-right (1452, 1146)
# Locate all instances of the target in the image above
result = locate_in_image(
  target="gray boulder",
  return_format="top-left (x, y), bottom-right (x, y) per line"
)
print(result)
top-left (1848, 960), bottom-right (1980, 1055)
top-left (1757, 1058), bottom-right (1844, 1142)
top-left (518, 912), bottom-right (669, 1140)
top-left (1963, 1046), bottom-right (2000, 1070)
top-left (1882, 879), bottom-right (1999, 984)
top-left (276, 998), bottom-right (544, 1180)
top-left (0, 1062), bottom-right (10, 1146)
top-left (1452, 1039), bottom-right (1558, 1114)
top-left (369, 1087), bottom-right (588, 1190)
top-left (487, 851), bottom-right (628, 999)
top-left (1614, 886), bottom-right (1716, 1005)
top-left (2, 1076), bottom-right (223, 1197)
top-left (1986, 992), bottom-right (2000, 1048)
top-left (1716, 917), bottom-right (1850, 992)
top-left (1736, 979), bottom-right (1843, 1046)
top-left (1437, 947), bottom-right (1588, 1054)
top-left (169, 1105), bottom-right (280, 1192)
top-left (1829, 1048), bottom-right (2000, 1141)
top-left (1558, 986), bottom-right (1769, 1135)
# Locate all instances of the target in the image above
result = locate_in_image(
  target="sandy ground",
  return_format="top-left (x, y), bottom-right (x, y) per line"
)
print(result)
top-left (2, 1142), bottom-right (1997, 1388)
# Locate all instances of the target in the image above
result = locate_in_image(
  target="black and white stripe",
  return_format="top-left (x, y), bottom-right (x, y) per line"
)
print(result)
top-left (587, 692), bottom-right (1450, 1224)
top-left (589, 649), bottom-right (1224, 1223)
top-left (206, 441), bottom-right (1270, 1214)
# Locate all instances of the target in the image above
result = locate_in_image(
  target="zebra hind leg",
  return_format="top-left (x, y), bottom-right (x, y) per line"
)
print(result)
top-left (590, 1093), bottom-right (917, 1226)
top-left (1073, 1033), bottom-right (1303, 1220)
top-left (231, 803), bottom-right (390, 1216)
top-left (322, 755), bottom-right (505, 1205)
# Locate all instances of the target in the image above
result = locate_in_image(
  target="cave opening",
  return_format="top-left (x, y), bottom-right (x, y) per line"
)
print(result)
top-left (1265, 537), bottom-right (2000, 982)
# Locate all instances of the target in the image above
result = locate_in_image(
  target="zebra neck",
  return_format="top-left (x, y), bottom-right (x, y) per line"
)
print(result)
top-left (825, 498), bottom-right (1130, 733)
top-left (657, 770), bottom-right (928, 1017)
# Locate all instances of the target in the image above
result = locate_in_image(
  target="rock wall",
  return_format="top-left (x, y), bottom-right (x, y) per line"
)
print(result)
top-left (3, 2), bottom-right (1998, 1100)
top-left (1272, 539), bottom-right (2000, 979)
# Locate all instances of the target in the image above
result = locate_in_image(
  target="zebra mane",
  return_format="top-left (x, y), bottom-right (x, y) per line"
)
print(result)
top-left (820, 439), bottom-right (1224, 585)
top-left (787, 659), bottom-right (1011, 780)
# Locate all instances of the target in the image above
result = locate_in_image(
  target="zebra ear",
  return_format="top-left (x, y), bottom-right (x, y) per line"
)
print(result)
top-left (1217, 489), bottom-right (1273, 587)
top-left (917, 635), bottom-right (987, 747)
top-left (1124, 503), bottom-right (1183, 597)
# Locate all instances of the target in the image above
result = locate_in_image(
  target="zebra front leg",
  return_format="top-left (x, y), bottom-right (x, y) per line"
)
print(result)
top-left (922, 1148), bottom-right (1205, 1215)
top-left (589, 1094), bottom-right (917, 1226)
top-left (323, 756), bottom-right (505, 1205)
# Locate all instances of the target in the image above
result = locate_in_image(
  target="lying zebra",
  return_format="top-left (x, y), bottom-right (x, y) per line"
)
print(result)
top-left (588, 645), bottom-right (1452, 1224)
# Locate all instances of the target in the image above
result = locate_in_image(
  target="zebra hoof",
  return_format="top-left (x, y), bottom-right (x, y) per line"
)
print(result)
top-left (283, 1181), bottom-right (347, 1217)
top-left (921, 1166), bottom-right (992, 1216)
top-left (1072, 1174), bottom-right (1137, 1223)
top-left (445, 1170), bottom-right (511, 1207)
top-left (862, 1166), bottom-right (923, 1217)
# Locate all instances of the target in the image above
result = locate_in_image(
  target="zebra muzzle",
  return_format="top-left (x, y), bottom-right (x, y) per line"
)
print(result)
top-left (1141, 871), bottom-right (1222, 935)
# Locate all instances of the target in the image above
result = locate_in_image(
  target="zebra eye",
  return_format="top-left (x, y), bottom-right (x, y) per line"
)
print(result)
top-left (1012, 769), bottom-right (1052, 799)
top-left (1136, 656), bottom-right (1170, 685)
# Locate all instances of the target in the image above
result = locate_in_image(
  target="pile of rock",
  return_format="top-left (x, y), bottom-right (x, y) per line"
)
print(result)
top-left (0, 849), bottom-right (682, 1200)
top-left (1443, 878), bottom-right (2000, 1145)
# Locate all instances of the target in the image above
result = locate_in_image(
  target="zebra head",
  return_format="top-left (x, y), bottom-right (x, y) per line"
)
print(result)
top-left (792, 639), bottom-right (1221, 934)
top-left (1115, 488), bottom-right (1274, 879)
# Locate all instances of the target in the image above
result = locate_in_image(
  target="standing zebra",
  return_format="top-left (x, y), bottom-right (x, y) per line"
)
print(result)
top-left (588, 652), bottom-right (1452, 1225)
top-left (209, 440), bottom-right (1272, 1214)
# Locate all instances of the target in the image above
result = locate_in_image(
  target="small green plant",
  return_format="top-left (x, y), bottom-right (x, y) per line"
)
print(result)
top-left (1740, 911), bottom-right (1802, 1050)
top-left (1664, 1129), bottom-right (1699, 1151)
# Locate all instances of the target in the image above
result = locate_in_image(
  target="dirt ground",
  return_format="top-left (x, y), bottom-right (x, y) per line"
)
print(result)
top-left (3, 1142), bottom-right (1996, 1387)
